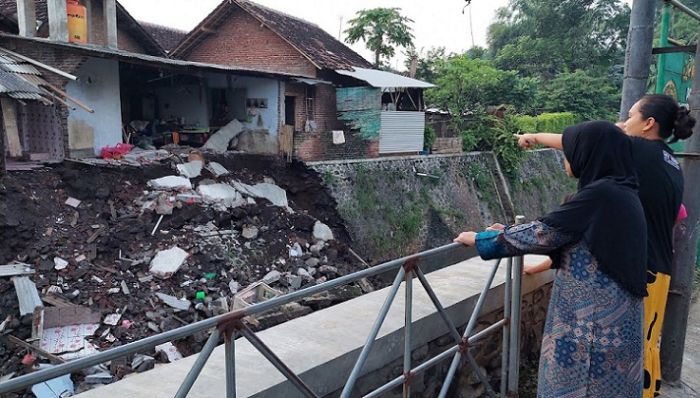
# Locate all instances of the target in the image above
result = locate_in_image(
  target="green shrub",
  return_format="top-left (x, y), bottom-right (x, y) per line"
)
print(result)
top-left (513, 112), bottom-right (578, 133)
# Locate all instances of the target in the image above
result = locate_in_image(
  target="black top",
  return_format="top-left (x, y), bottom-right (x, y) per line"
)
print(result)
top-left (542, 121), bottom-right (648, 297)
top-left (630, 137), bottom-right (684, 275)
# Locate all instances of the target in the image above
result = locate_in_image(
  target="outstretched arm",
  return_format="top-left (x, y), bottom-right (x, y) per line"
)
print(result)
top-left (516, 133), bottom-right (563, 150)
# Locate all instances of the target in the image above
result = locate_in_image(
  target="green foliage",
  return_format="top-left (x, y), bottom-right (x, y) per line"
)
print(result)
top-left (487, 0), bottom-right (630, 78)
top-left (424, 125), bottom-right (436, 151)
top-left (540, 70), bottom-right (620, 121)
top-left (344, 8), bottom-right (414, 67)
top-left (403, 47), bottom-right (447, 83)
top-left (425, 55), bottom-right (539, 114)
top-left (513, 112), bottom-right (579, 133)
top-left (459, 110), bottom-right (524, 176)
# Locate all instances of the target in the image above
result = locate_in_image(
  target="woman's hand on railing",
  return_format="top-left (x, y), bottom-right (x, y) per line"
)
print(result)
top-left (454, 231), bottom-right (477, 247)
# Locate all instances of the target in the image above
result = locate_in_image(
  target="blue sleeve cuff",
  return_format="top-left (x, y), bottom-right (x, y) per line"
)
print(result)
top-left (476, 230), bottom-right (510, 260)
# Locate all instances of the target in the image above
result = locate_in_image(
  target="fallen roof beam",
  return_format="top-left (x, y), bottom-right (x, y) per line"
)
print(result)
top-left (0, 47), bottom-right (77, 81)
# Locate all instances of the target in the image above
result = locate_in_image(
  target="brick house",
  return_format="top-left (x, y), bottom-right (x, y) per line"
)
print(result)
top-left (0, 0), bottom-right (433, 167)
top-left (168, 0), bottom-right (434, 161)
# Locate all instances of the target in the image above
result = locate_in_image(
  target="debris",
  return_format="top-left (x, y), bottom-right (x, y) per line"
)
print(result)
top-left (309, 241), bottom-right (324, 256)
top-left (31, 364), bottom-right (74, 398)
top-left (175, 192), bottom-right (202, 204)
top-left (131, 354), bottom-right (156, 372)
top-left (155, 292), bottom-right (191, 311)
top-left (53, 257), bottom-right (68, 271)
top-left (305, 258), bottom-right (320, 268)
top-left (155, 194), bottom-right (174, 215)
top-left (197, 183), bottom-right (245, 208)
top-left (297, 268), bottom-right (312, 279)
top-left (12, 276), bottom-right (43, 316)
top-left (229, 280), bottom-right (240, 294)
top-left (206, 162), bottom-right (230, 177)
top-left (151, 214), bottom-right (165, 236)
top-left (233, 282), bottom-right (282, 310)
top-left (149, 246), bottom-right (189, 279)
top-left (65, 197), bottom-right (81, 208)
top-left (21, 353), bottom-right (37, 366)
top-left (147, 176), bottom-right (192, 191)
top-left (177, 160), bottom-right (203, 179)
top-left (313, 221), bottom-right (334, 242)
top-left (2, 335), bottom-right (65, 364)
top-left (195, 291), bottom-right (206, 301)
top-left (241, 225), bottom-right (259, 240)
top-left (232, 181), bottom-right (289, 208)
top-left (121, 319), bottom-right (133, 329)
top-left (84, 371), bottom-right (115, 385)
top-left (74, 254), bottom-right (86, 263)
top-left (319, 265), bottom-right (338, 275)
top-left (287, 274), bottom-right (302, 290)
top-left (120, 280), bottom-right (130, 295)
top-left (201, 118), bottom-right (243, 152)
top-left (263, 270), bottom-right (282, 284)
top-left (0, 263), bottom-right (35, 277)
top-left (100, 143), bottom-right (134, 160)
top-left (44, 306), bottom-right (101, 328)
top-left (155, 342), bottom-right (183, 362)
top-left (39, 323), bottom-right (99, 355)
top-left (289, 242), bottom-right (303, 257)
top-left (103, 313), bottom-right (122, 326)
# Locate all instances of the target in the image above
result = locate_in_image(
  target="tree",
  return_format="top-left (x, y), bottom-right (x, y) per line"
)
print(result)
top-left (345, 8), bottom-right (414, 68)
top-left (487, 0), bottom-right (630, 79)
top-left (403, 47), bottom-right (447, 83)
top-left (540, 70), bottom-right (620, 121)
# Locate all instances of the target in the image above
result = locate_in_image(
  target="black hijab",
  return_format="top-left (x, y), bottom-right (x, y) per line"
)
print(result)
top-left (540, 121), bottom-right (648, 296)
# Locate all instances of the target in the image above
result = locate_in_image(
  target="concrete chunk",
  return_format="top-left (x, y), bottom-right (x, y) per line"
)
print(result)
top-left (313, 221), bottom-right (334, 242)
top-left (155, 293), bottom-right (191, 311)
top-left (0, 263), bottom-right (35, 277)
top-left (232, 181), bottom-right (288, 208)
top-left (149, 247), bottom-right (189, 279)
top-left (201, 119), bottom-right (244, 153)
top-left (148, 176), bottom-right (192, 191)
top-left (176, 160), bottom-right (203, 178)
top-left (197, 183), bottom-right (246, 208)
top-left (206, 162), bottom-right (230, 177)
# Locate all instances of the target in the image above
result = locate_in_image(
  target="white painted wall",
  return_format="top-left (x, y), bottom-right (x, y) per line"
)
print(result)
top-left (66, 57), bottom-right (122, 156)
top-left (207, 73), bottom-right (280, 136)
top-left (155, 84), bottom-right (209, 127)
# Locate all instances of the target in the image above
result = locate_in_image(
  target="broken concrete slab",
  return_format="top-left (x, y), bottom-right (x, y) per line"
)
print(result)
top-left (147, 176), bottom-right (192, 191)
top-left (43, 306), bottom-right (101, 329)
top-left (201, 119), bottom-right (244, 153)
top-left (176, 160), bottom-right (203, 179)
top-left (262, 270), bottom-right (281, 284)
top-left (232, 129), bottom-right (279, 155)
top-left (12, 276), bottom-right (43, 316)
top-left (155, 342), bottom-right (183, 362)
top-left (206, 162), bottom-right (229, 178)
top-left (0, 263), bottom-right (35, 277)
top-left (65, 197), bottom-right (81, 208)
top-left (149, 247), bottom-right (189, 279)
top-left (197, 184), bottom-right (246, 208)
top-left (232, 181), bottom-right (288, 208)
top-left (313, 221), bottom-right (334, 242)
top-left (241, 225), bottom-right (259, 240)
top-left (155, 293), bottom-right (191, 311)
top-left (53, 257), bottom-right (68, 271)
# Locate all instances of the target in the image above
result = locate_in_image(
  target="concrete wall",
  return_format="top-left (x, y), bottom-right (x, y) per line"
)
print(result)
top-left (207, 73), bottom-right (280, 135)
top-left (66, 57), bottom-right (122, 157)
top-left (309, 150), bottom-right (576, 263)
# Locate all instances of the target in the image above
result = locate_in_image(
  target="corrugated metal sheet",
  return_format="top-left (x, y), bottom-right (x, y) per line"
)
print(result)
top-left (379, 111), bottom-right (426, 154)
top-left (0, 71), bottom-right (43, 94)
top-left (0, 62), bottom-right (41, 74)
top-left (336, 67), bottom-right (435, 89)
top-left (12, 276), bottom-right (43, 316)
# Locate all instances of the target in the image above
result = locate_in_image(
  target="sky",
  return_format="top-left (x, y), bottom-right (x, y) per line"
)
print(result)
top-left (118, 0), bottom-right (511, 69)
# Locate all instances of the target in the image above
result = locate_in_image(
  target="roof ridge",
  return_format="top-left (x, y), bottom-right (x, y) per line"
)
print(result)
top-left (236, 0), bottom-right (321, 29)
top-left (138, 20), bottom-right (189, 34)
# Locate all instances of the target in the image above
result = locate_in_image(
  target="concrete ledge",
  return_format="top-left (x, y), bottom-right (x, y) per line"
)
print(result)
top-left (76, 255), bottom-right (552, 398)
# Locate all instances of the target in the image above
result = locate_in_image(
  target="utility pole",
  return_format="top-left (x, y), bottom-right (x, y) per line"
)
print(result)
top-left (619, 0), bottom-right (657, 120)
top-left (660, 28), bottom-right (700, 383)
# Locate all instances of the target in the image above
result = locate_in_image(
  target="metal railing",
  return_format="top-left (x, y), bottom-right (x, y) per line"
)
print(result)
top-left (0, 221), bottom-right (527, 398)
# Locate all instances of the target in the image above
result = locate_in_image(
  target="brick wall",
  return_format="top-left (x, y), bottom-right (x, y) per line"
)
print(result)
top-left (1, 38), bottom-right (89, 159)
top-left (183, 5), bottom-right (318, 78)
top-left (290, 83), bottom-right (379, 162)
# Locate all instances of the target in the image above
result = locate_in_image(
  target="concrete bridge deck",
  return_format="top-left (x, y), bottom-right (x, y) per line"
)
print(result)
top-left (76, 254), bottom-right (550, 398)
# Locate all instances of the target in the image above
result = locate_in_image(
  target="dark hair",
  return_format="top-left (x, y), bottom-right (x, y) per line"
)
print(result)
top-left (639, 94), bottom-right (696, 143)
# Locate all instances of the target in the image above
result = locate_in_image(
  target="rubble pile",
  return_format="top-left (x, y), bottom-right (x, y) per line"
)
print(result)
top-left (0, 152), bottom-right (367, 395)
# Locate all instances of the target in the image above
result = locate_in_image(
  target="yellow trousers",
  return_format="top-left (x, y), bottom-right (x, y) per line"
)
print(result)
top-left (643, 271), bottom-right (671, 398)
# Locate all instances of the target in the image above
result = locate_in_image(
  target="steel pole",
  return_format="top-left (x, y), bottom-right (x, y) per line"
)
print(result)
top-left (507, 215), bottom-right (525, 396)
top-left (660, 28), bottom-right (700, 381)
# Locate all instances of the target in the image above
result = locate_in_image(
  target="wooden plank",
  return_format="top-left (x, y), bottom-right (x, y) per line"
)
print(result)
top-left (42, 294), bottom-right (76, 308)
top-left (1, 98), bottom-right (22, 157)
top-left (2, 335), bottom-right (65, 364)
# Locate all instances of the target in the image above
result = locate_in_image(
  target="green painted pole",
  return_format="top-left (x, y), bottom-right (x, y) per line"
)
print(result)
top-left (656, 2), bottom-right (672, 93)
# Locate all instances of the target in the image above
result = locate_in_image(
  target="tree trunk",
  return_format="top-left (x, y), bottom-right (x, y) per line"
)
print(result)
top-left (619, 0), bottom-right (656, 120)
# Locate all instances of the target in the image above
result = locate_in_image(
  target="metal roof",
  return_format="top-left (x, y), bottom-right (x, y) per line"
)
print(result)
top-left (0, 48), bottom-right (52, 102)
top-left (335, 67), bottom-right (436, 89)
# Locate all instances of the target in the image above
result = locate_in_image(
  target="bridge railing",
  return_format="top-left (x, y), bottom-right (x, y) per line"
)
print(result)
top-left (0, 217), bottom-right (527, 398)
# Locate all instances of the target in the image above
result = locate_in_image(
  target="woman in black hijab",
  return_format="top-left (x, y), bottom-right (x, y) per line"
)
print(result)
top-left (455, 121), bottom-right (647, 397)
